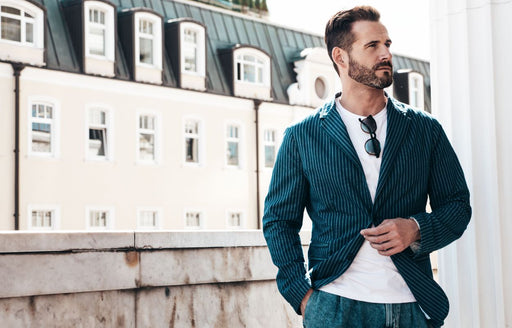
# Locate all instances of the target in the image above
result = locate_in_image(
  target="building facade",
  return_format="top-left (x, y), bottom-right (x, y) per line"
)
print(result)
top-left (0, 0), bottom-right (429, 231)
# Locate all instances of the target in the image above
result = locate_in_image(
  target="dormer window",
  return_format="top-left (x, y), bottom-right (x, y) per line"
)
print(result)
top-left (118, 8), bottom-right (163, 84)
top-left (219, 45), bottom-right (271, 100)
top-left (63, 0), bottom-right (115, 77)
top-left (236, 52), bottom-right (267, 84)
top-left (115, 10), bottom-right (163, 84)
top-left (1, 5), bottom-right (34, 44)
top-left (393, 69), bottom-right (425, 110)
top-left (166, 19), bottom-right (206, 91)
top-left (0, 0), bottom-right (45, 65)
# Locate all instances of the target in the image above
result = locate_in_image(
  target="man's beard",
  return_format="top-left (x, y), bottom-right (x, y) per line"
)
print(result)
top-left (348, 56), bottom-right (393, 89)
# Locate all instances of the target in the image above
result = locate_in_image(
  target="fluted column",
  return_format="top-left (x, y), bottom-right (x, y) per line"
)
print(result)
top-left (430, 1), bottom-right (512, 327)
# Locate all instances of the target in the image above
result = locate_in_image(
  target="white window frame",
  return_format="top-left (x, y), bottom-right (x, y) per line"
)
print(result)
top-left (27, 204), bottom-right (60, 230)
top-left (408, 72), bottom-right (424, 110)
top-left (180, 22), bottom-right (205, 76)
top-left (134, 12), bottom-right (162, 69)
top-left (136, 111), bottom-right (161, 164)
top-left (234, 48), bottom-right (270, 86)
top-left (263, 128), bottom-right (277, 168)
top-left (86, 206), bottom-right (114, 230)
top-left (184, 210), bottom-right (204, 230)
top-left (183, 117), bottom-right (203, 166)
top-left (28, 97), bottom-right (60, 158)
top-left (226, 210), bottom-right (244, 229)
top-left (0, 0), bottom-right (44, 48)
top-left (85, 105), bottom-right (114, 161)
top-left (225, 122), bottom-right (243, 168)
top-left (84, 1), bottom-right (115, 61)
top-left (136, 207), bottom-right (162, 230)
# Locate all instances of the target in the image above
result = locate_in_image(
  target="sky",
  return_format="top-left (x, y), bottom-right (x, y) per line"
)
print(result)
top-left (265, 0), bottom-right (430, 61)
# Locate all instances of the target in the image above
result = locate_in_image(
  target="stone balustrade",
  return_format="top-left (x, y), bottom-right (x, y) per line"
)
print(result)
top-left (0, 230), bottom-right (310, 327)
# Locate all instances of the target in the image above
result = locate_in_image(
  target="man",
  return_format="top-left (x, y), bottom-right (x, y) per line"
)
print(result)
top-left (262, 6), bottom-right (471, 328)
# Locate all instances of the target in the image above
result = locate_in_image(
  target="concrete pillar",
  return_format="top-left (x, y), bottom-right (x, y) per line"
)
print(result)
top-left (430, 1), bottom-right (512, 327)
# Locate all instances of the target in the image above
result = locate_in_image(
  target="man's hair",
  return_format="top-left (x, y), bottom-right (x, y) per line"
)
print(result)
top-left (324, 6), bottom-right (381, 73)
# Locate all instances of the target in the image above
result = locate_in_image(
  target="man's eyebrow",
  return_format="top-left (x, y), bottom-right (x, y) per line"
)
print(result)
top-left (364, 39), bottom-right (392, 47)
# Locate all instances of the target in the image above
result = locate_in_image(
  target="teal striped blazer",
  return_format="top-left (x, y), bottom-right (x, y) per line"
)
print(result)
top-left (262, 95), bottom-right (471, 327)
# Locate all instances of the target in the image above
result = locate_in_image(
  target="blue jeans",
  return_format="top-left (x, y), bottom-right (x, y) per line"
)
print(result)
top-left (303, 290), bottom-right (433, 328)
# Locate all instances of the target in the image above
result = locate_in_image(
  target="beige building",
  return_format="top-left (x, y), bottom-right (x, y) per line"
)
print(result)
top-left (0, 0), bottom-right (428, 231)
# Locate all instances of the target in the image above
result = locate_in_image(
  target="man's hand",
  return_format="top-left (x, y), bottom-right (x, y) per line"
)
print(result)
top-left (300, 288), bottom-right (314, 319)
top-left (360, 218), bottom-right (420, 256)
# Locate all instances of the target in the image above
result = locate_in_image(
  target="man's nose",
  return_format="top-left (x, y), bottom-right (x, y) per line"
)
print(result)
top-left (379, 46), bottom-right (392, 61)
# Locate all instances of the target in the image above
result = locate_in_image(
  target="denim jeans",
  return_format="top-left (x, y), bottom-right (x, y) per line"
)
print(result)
top-left (303, 290), bottom-right (433, 328)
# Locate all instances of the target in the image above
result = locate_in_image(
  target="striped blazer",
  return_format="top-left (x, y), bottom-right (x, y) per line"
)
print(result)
top-left (262, 95), bottom-right (471, 327)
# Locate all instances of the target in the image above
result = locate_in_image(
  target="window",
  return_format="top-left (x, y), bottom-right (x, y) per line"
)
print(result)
top-left (183, 28), bottom-right (197, 72)
top-left (226, 124), bottom-right (241, 167)
top-left (87, 8), bottom-right (105, 56)
top-left (137, 113), bottom-right (159, 163)
top-left (28, 205), bottom-right (59, 230)
top-left (180, 22), bottom-right (205, 76)
top-left (137, 208), bottom-right (161, 229)
top-left (184, 119), bottom-right (201, 164)
top-left (82, 1), bottom-right (115, 76)
top-left (87, 207), bottom-right (113, 230)
top-left (87, 108), bottom-right (111, 160)
top-left (0, 1), bottom-right (44, 65)
top-left (408, 72), bottom-right (424, 110)
top-left (227, 211), bottom-right (243, 229)
top-left (314, 77), bottom-right (328, 99)
top-left (185, 211), bottom-right (203, 229)
top-left (263, 129), bottom-right (276, 168)
top-left (29, 102), bottom-right (57, 156)
top-left (138, 19), bottom-right (153, 65)
top-left (0, 4), bottom-right (34, 44)
top-left (230, 46), bottom-right (271, 100)
top-left (236, 54), bottom-right (265, 84)
top-left (135, 12), bottom-right (162, 69)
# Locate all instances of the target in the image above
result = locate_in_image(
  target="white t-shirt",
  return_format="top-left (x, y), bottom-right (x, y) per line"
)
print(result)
top-left (319, 97), bottom-right (416, 303)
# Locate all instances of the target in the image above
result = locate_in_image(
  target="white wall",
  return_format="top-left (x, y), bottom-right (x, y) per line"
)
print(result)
top-left (430, 1), bottom-right (512, 327)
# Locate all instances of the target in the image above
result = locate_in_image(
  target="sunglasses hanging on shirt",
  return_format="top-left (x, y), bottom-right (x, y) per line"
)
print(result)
top-left (359, 115), bottom-right (381, 158)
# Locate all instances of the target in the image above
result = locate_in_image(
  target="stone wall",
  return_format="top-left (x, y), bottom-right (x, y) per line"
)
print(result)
top-left (0, 230), bottom-right (310, 327)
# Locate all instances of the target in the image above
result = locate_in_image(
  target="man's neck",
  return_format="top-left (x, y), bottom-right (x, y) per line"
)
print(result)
top-left (339, 85), bottom-right (387, 117)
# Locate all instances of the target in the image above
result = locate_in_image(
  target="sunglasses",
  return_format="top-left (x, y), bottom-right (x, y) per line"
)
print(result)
top-left (358, 115), bottom-right (381, 158)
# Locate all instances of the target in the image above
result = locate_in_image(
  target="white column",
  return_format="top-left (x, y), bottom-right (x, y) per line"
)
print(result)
top-left (430, 0), bottom-right (512, 327)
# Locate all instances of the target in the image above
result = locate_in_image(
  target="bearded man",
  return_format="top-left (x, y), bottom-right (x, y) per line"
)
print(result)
top-left (262, 6), bottom-right (471, 328)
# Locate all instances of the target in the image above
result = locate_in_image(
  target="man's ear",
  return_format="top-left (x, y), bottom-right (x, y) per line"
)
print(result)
top-left (332, 47), bottom-right (348, 70)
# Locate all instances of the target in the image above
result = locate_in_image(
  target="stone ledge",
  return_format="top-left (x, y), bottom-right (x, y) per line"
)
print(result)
top-left (0, 230), bottom-right (312, 253)
top-left (0, 231), bottom-right (135, 253)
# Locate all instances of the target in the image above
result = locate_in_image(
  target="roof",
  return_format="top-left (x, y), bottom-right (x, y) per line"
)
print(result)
top-left (31, 0), bottom-right (430, 107)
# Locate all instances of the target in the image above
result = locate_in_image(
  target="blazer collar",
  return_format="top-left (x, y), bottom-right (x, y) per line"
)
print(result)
top-left (319, 95), bottom-right (360, 167)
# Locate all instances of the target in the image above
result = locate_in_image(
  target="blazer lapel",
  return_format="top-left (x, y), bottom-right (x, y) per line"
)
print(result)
top-left (374, 98), bottom-right (411, 203)
top-left (319, 98), bottom-right (361, 167)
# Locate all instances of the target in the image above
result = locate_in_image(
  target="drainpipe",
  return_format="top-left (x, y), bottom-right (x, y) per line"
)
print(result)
top-left (253, 99), bottom-right (262, 229)
top-left (12, 63), bottom-right (25, 230)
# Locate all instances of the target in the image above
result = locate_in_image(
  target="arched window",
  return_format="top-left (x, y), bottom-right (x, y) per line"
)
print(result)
top-left (0, 0), bottom-right (45, 65)
top-left (232, 46), bottom-right (271, 100)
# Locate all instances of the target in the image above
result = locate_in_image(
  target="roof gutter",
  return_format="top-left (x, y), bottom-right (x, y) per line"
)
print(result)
top-left (12, 63), bottom-right (25, 230)
top-left (253, 99), bottom-right (262, 229)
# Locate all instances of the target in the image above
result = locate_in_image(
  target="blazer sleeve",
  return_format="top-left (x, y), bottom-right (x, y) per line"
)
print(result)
top-left (262, 127), bottom-right (311, 314)
top-left (412, 121), bottom-right (472, 255)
